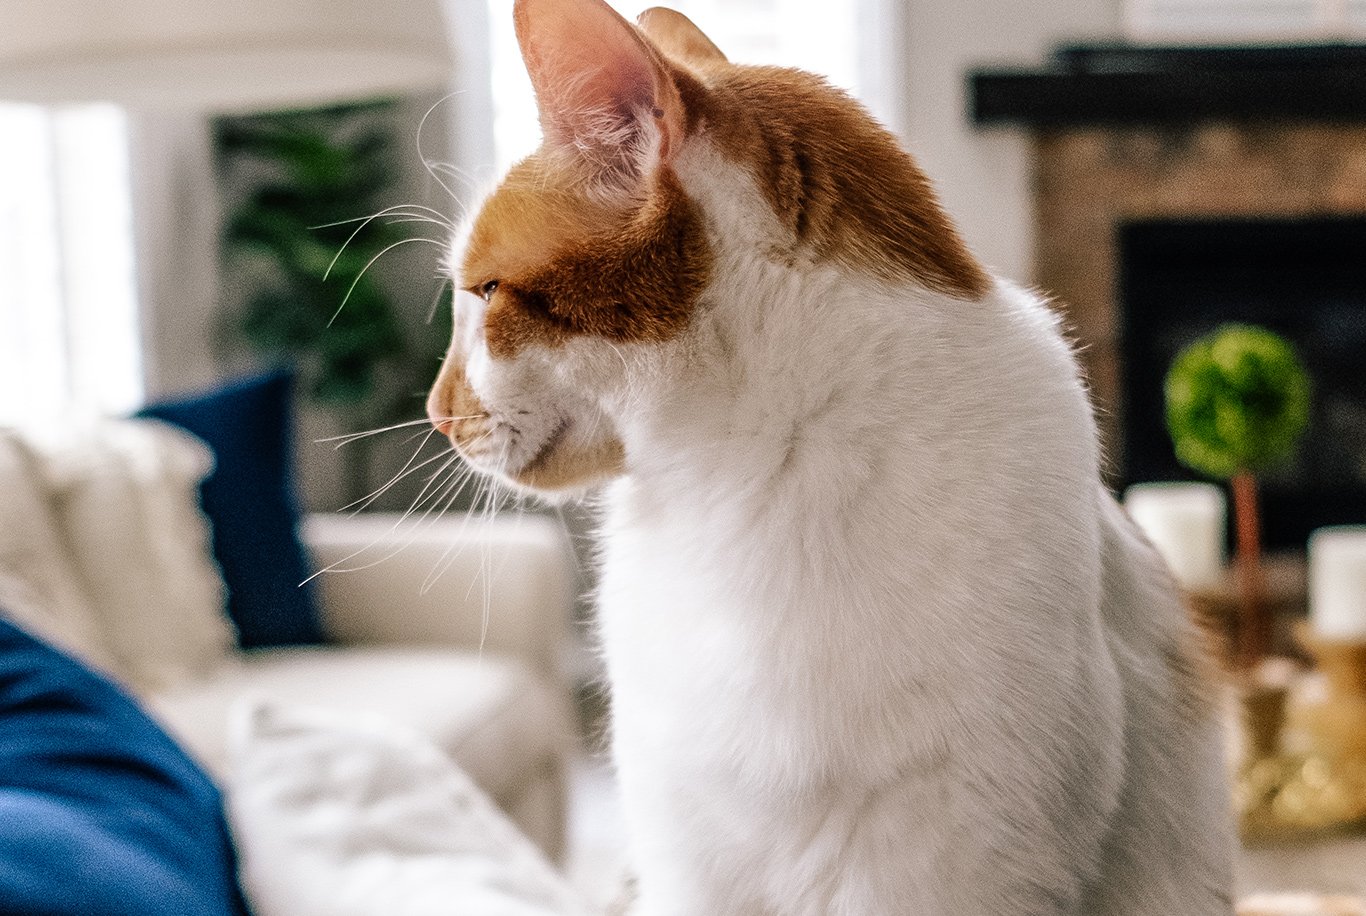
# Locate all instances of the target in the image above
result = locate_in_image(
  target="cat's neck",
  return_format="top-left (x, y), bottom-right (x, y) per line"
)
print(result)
top-left (612, 283), bottom-right (961, 538)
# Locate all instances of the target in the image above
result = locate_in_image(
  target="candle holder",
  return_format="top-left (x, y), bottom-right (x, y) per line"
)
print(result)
top-left (1234, 627), bottom-right (1366, 843)
top-left (1240, 658), bottom-right (1294, 761)
top-left (1294, 624), bottom-right (1366, 760)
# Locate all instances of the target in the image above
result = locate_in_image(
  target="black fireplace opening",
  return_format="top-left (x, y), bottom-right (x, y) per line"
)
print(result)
top-left (1119, 216), bottom-right (1366, 550)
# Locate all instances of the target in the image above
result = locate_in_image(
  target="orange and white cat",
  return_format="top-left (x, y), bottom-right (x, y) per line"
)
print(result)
top-left (426, 1), bottom-right (1235, 912)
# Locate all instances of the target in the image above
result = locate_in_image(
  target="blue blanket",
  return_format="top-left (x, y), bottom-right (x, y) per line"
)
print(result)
top-left (0, 617), bottom-right (249, 916)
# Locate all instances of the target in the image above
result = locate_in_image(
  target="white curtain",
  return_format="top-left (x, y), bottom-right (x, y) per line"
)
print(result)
top-left (0, 104), bottom-right (142, 426)
top-left (125, 111), bottom-right (225, 401)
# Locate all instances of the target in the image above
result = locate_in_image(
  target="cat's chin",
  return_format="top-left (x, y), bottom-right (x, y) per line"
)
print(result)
top-left (508, 428), bottom-right (626, 499)
top-left (463, 423), bottom-right (626, 503)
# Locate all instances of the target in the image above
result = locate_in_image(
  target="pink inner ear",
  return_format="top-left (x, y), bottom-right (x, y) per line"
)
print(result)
top-left (515, 0), bottom-right (666, 152)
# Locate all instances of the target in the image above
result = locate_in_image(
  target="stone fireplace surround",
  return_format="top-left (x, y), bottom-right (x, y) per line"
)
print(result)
top-left (1034, 122), bottom-right (1366, 471)
top-left (970, 46), bottom-right (1366, 483)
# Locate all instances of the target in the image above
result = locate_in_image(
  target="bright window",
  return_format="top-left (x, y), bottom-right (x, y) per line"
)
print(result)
top-left (488, 0), bottom-right (893, 171)
top-left (0, 104), bottom-right (142, 427)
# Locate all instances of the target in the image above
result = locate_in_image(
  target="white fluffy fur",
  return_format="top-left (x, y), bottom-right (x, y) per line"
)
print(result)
top-left (444, 47), bottom-right (1235, 916)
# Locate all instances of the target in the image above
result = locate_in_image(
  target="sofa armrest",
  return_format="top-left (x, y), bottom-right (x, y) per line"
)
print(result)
top-left (301, 512), bottom-right (576, 681)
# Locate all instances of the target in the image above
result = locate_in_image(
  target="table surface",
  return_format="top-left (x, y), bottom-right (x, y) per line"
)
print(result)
top-left (1239, 834), bottom-right (1366, 896)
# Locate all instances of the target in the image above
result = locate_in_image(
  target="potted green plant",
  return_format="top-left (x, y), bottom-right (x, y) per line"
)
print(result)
top-left (1165, 323), bottom-right (1311, 670)
top-left (216, 100), bottom-right (447, 503)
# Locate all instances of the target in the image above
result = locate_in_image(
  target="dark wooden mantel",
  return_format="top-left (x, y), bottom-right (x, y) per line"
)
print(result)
top-left (969, 43), bottom-right (1366, 127)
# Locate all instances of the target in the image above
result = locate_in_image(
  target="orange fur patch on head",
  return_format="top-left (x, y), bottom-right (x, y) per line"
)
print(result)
top-left (463, 161), bottom-right (711, 359)
top-left (681, 65), bottom-right (990, 299)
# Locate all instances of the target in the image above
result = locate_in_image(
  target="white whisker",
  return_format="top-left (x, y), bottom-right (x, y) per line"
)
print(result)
top-left (300, 453), bottom-right (471, 585)
top-left (328, 237), bottom-right (446, 327)
top-left (427, 278), bottom-right (453, 324)
top-left (313, 203), bottom-right (455, 233)
top-left (319, 205), bottom-right (455, 286)
top-left (340, 436), bottom-right (448, 515)
top-left (316, 417), bottom-right (434, 446)
top-left (417, 92), bottom-right (467, 205)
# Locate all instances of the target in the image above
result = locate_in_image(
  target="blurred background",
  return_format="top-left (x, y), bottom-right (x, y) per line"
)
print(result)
top-left (3, 2), bottom-right (1366, 905)
top-left (0, 0), bottom-right (1121, 513)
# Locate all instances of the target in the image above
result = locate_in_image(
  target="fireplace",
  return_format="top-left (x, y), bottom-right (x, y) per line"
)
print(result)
top-left (969, 44), bottom-right (1366, 550)
top-left (1118, 216), bottom-right (1366, 549)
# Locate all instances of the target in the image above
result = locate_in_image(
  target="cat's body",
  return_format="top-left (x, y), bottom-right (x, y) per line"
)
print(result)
top-left (595, 271), bottom-right (1230, 915)
top-left (427, 2), bottom-right (1235, 912)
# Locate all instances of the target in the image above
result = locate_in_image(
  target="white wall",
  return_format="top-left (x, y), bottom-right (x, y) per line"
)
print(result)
top-left (897, 0), bottom-right (1122, 283)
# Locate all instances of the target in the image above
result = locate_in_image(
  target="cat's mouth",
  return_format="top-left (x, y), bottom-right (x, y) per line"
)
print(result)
top-left (504, 414), bottom-right (627, 494)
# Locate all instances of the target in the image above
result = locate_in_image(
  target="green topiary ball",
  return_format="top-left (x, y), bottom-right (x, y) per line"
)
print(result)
top-left (1164, 323), bottom-right (1311, 480)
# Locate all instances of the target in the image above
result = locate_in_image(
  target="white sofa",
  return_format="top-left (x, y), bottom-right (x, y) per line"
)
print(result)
top-left (0, 421), bottom-right (578, 860)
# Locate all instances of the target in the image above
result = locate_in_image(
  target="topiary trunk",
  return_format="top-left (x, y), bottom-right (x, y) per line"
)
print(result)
top-left (1231, 471), bottom-right (1268, 671)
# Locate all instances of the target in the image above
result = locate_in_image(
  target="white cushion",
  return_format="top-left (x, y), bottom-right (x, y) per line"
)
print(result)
top-left (28, 418), bottom-right (234, 690)
top-left (148, 645), bottom-right (574, 805)
top-left (0, 431), bottom-right (115, 672)
top-left (304, 512), bottom-right (576, 680)
top-left (227, 702), bottom-right (588, 916)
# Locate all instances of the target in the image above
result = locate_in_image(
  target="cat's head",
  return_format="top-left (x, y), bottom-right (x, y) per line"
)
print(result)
top-left (427, 0), bottom-right (986, 498)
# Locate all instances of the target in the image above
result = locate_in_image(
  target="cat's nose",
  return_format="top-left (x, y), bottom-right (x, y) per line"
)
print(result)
top-left (426, 388), bottom-right (454, 436)
top-left (428, 357), bottom-right (487, 443)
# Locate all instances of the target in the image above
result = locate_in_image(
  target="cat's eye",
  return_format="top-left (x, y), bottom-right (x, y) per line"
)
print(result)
top-left (478, 280), bottom-right (500, 302)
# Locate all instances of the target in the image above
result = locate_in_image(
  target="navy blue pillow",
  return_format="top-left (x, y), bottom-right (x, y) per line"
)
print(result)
top-left (0, 616), bottom-right (250, 916)
top-left (138, 369), bottom-right (323, 648)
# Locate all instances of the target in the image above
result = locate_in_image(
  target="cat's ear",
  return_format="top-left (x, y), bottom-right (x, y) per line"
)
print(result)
top-left (514, 0), bottom-right (686, 178)
top-left (637, 8), bottom-right (727, 68)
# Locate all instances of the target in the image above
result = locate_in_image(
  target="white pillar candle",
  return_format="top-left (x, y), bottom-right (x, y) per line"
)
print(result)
top-left (1123, 482), bottom-right (1227, 590)
top-left (1309, 526), bottom-right (1366, 640)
